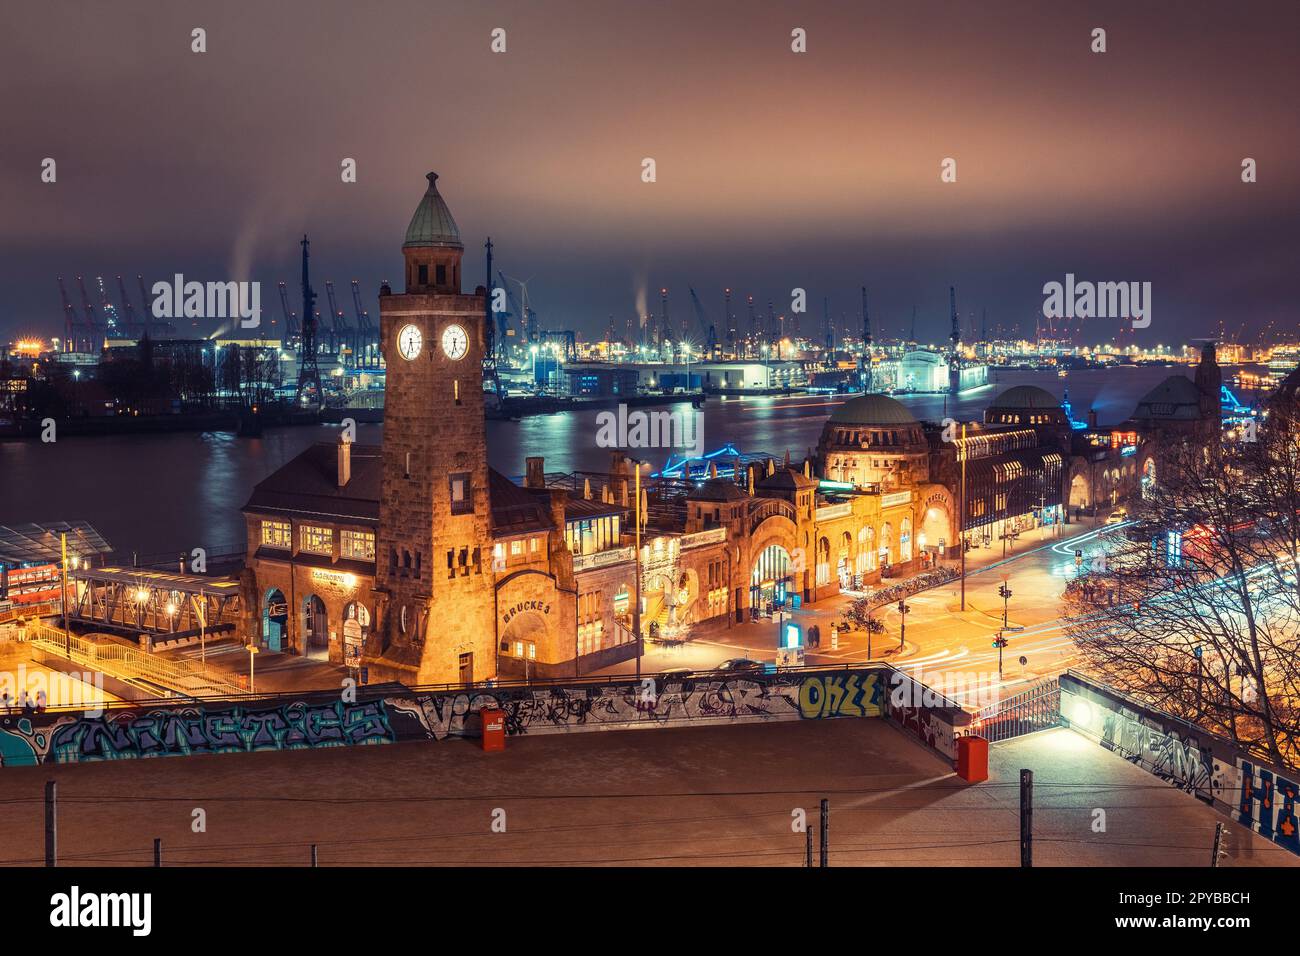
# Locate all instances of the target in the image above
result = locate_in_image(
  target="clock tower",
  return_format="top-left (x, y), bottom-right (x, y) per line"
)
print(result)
top-left (367, 172), bottom-right (496, 685)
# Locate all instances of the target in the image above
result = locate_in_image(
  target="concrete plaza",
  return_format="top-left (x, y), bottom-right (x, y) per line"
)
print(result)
top-left (0, 718), bottom-right (1289, 867)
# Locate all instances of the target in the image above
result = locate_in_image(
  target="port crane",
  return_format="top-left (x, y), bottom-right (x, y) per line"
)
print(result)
top-left (116, 275), bottom-right (142, 338)
top-left (687, 288), bottom-right (718, 359)
top-left (75, 276), bottom-right (102, 347)
top-left (278, 281), bottom-right (298, 342)
top-left (57, 277), bottom-right (81, 351)
top-left (324, 280), bottom-right (352, 358)
top-left (350, 279), bottom-right (378, 368)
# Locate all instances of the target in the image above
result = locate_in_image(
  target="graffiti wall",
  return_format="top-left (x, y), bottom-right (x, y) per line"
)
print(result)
top-left (1238, 761), bottom-right (1300, 855)
top-left (0, 668), bottom-right (892, 767)
top-left (883, 670), bottom-right (970, 760)
top-left (1061, 672), bottom-right (1300, 858)
top-left (0, 699), bottom-right (394, 766)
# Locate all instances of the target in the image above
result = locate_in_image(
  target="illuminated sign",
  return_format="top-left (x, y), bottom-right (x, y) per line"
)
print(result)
top-left (783, 622), bottom-right (801, 648)
top-left (310, 569), bottom-right (358, 590)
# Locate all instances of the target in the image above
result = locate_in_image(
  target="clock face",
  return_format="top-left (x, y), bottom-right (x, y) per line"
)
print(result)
top-left (441, 324), bottom-right (469, 361)
top-left (397, 324), bottom-right (423, 360)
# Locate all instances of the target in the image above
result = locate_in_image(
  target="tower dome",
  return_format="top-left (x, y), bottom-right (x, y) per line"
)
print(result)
top-left (985, 385), bottom-right (1068, 427)
top-left (828, 393), bottom-right (919, 426)
top-left (403, 172), bottom-right (463, 250)
top-left (401, 172), bottom-right (464, 294)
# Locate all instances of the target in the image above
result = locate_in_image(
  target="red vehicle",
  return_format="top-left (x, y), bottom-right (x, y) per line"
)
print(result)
top-left (2, 563), bottom-right (61, 605)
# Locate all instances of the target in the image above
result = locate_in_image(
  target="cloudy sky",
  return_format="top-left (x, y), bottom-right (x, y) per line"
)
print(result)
top-left (2, 0), bottom-right (1297, 347)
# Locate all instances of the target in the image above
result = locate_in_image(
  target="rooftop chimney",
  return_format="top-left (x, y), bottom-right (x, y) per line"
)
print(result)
top-left (525, 456), bottom-right (545, 489)
top-left (337, 435), bottom-right (352, 488)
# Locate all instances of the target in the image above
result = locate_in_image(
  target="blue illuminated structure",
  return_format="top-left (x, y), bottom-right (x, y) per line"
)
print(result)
top-left (1060, 386), bottom-right (1088, 431)
top-left (654, 443), bottom-right (769, 479)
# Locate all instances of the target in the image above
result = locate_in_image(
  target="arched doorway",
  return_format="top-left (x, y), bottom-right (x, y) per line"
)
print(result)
top-left (750, 544), bottom-right (792, 618)
top-left (920, 504), bottom-right (950, 559)
top-left (878, 522), bottom-right (893, 573)
top-left (262, 588), bottom-right (287, 652)
top-left (302, 594), bottom-right (329, 660)
top-left (900, 518), bottom-right (913, 563)
top-left (500, 609), bottom-right (547, 678)
top-left (837, 531), bottom-right (852, 590)
top-left (1069, 472), bottom-right (1090, 511)
top-left (341, 601), bottom-right (371, 669)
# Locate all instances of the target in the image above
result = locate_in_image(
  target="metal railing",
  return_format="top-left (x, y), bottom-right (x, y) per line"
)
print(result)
top-left (28, 623), bottom-right (246, 699)
top-left (970, 677), bottom-right (1061, 743)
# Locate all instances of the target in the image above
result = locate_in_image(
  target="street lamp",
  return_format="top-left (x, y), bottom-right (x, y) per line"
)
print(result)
top-left (959, 423), bottom-right (967, 611)
top-left (248, 642), bottom-right (260, 693)
top-left (998, 580), bottom-right (1013, 628)
top-left (866, 613), bottom-right (885, 660)
top-left (897, 600), bottom-right (910, 650)
top-left (630, 458), bottom-right (651, 681)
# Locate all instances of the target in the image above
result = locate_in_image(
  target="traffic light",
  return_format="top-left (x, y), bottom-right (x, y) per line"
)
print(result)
top-left (992, 635), bottom-right (1009, 649)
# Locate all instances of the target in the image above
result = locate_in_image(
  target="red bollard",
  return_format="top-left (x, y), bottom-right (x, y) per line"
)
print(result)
top-left (956, 735), bottom-right (988, 782)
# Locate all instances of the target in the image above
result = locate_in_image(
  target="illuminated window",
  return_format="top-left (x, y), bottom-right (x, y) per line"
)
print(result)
top-left (300, 525), bottom-right (333, 555)
top-left (341, 530), bottom-right (376, 561)
top-left (510, 539), bottom-right (523, 556)
top-left (261, 520), bottom-right (291, 549)
top-left (449, 472), bottom-right (472, 515)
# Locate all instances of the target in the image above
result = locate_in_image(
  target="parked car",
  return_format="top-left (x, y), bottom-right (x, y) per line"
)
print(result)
top-left (657, 668), bottom-right (694, 682)
top-left (1105, 508), bottom-right (1128, 525)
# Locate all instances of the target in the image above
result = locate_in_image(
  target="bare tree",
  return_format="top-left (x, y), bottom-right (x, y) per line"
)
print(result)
top-left (1064, 403), bottom-right (1300, 764)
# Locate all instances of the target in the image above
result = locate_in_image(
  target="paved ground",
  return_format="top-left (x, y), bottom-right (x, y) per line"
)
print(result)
top-left (0, 720), bottom-right (1290, 867)
top-left (0, 643), bottom-right (119, 711)
top-left (157, 636), bottom-right (348, 694)
top-left (594, 517), bottom-right (1121, 704)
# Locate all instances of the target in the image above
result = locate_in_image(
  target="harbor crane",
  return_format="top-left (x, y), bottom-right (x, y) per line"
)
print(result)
top-left (57, 277), bottom-right (81, 352)
top-left (116, 275), bottom-right (142, 337)
top-left (75, 276), bottom-right (101, 345)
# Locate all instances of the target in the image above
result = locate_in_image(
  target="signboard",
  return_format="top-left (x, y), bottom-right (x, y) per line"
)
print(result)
top-left (775, 646), bottom-right (805, 668)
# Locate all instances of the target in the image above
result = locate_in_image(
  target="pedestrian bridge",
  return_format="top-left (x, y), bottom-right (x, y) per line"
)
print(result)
top-left (67, 567), bottom-right (243, 643)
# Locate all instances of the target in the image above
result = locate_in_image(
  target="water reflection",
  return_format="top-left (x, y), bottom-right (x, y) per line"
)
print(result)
top-left (0, 366), bottom-right (1197, 557)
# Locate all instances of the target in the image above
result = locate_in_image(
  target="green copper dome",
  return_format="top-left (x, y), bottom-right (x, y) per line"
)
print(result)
top-left (403, 172), bottom-right (463, 250)
top-left (829, 393), bottom-right (919, 426)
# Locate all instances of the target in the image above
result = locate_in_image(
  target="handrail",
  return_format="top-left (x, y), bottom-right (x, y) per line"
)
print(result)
top-left (28, 623), bottom-right (246, 699)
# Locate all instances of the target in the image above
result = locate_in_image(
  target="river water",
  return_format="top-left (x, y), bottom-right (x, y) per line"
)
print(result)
top-left (0, 366), bottom-right (1199, 558)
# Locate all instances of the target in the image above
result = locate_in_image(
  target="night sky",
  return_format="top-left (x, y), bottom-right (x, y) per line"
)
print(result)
top-left (3, 0), bottom-right (1297, 346)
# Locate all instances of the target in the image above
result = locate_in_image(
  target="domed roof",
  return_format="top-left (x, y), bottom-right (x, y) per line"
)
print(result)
top-left (403, 172), bottom-right (463, 250)
top-left (829, 393), bottom-right (918, 426)
top-left (687, 478), bottom-right (749, 502)
top-left (1132, 375), bottom-right (1203, 420)
top-left (988, 385), bottom-right (1059, 410)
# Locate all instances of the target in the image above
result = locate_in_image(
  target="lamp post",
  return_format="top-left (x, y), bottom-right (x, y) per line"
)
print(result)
top-left (897, 600), bottom-right (910, 650)
top-left (959, 423), bottom-right (967, 611)
top-left (866, 613), bottom-right (884, 660)
top-left (999, 580), bottom-right (1013, 628)
top-left (631, 459), bottom-right (649, 681)
top-left (248, 643), bottom-right (259, 694)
